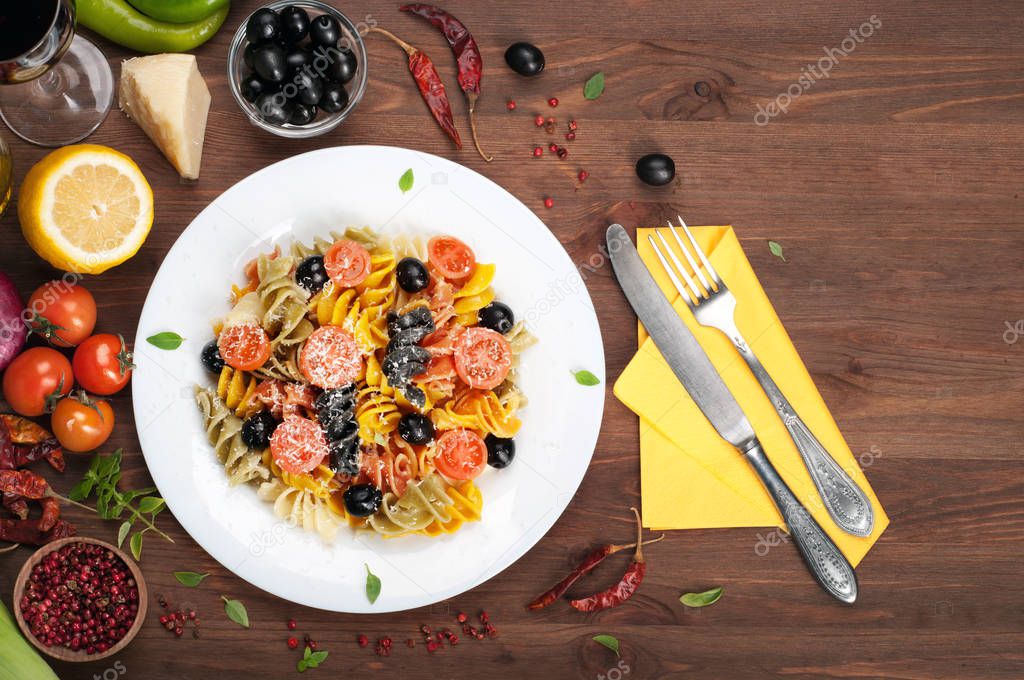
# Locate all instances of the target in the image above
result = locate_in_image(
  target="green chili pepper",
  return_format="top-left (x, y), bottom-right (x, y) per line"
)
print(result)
top-left (126, 0), bottom-right (230, 24)
top-left (76, 0), bottom-right (229, 54)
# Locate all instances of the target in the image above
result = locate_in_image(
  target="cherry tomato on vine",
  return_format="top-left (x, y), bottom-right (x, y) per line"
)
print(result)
top-left (51, 393), bottom-right (115, 453)
top-left (1, 347), bottom-right (73, 417)
top-left (72, 334), bottom-right (135, 395)
top-left (26, 282), bottom-right (97, 347)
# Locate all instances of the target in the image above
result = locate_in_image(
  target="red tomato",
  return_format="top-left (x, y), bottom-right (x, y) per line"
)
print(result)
top-left (2, 347), bottom-right (74, 417)
top-left (51, 394), bottom-right (115, 453)
top-left (434, 429), bottom-right (487, 480)
top-left (270, 416), bottom-right (328, 474)
top-left (26, 282), bottom-right (97, 347)
top-left (421, 354), bottom-right (455, 381)
top-left (218, 323), bottom-right (271, 371)
top-left (299, 326), bottom-right (362, 388)
top-left (453, 327), bottom-right (512, 390)
top-left (427, 236), bottom-right (476, 281)
top-left (72, 334), bottom-right (134, 395)
top-left (324, 239), bottom-right (372, 288)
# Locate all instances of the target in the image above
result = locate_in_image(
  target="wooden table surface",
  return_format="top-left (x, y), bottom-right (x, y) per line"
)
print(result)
top-left (2, 1), bottom-right (1022, 678)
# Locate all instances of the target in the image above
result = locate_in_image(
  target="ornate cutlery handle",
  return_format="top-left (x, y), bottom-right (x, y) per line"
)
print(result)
top-left (742, 440), bottom-right (858, 603)
top-left (727, 325), bottom-right (874, 537)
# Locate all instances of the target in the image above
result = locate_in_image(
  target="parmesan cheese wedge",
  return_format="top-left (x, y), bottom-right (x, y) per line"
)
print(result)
top-left (119, 54), bottom-right (211, 180)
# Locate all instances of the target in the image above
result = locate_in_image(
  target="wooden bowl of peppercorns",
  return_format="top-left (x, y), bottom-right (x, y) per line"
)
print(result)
top-left (12, 537), bottom-right (148, 662)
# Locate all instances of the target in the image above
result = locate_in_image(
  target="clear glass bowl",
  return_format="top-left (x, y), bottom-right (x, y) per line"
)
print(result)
top-left (227, 0), bottom-right (368, 138)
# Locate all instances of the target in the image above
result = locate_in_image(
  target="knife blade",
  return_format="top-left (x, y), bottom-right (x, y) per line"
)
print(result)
top-left (607, 224), bottom-right (858, 604)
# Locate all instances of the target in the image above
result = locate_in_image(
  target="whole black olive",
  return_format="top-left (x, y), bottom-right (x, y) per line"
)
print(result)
top-left (252, 44), bottom-right (287, 83)
top-left (289, 102), bottom-right (317, 126)
top-left (504, 42), bottom-right (545, 76)
top-left (284, 47), bottom-right (312, 73)
top-left (324, 48), bottom-right (357, 84)
top-left (255, 92), bottom-right (291, 125)
top-left (635, 153), bottom-right (676, 186)
top-left (398, 413), bottom-right (435, 445)
top-left (246, 8), bottom-right (281, 44)
top-left (395, 257), bottom-right (430, 293)
top-left (318, 81), bottom-right (349, 113)
top-left (478, 302), bottom-right (515, 334)
top-left (200, 340), bottom-right (224, 373)
top-left (486, 435), bottom-right (515, 469)
top-left (296, 258), bottom-right (329, 294)
top-left (278, 5), bottom-right (310, 43)
top-left (241, 411), bottom-right (278, 449)
top-left (309, 14), bottom-right (341, 48)
top-left (241, 72), bottom-right (269, 102)
top-left (243, 42), bottom-right (259, 68)
top-left (293, 71), bottom-right (323, 107)
top-left (344, 484), bottom-right (383, 517)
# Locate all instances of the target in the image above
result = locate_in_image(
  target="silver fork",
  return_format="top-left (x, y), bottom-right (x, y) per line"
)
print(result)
top-left (648, 217), bottom-right (874, 537)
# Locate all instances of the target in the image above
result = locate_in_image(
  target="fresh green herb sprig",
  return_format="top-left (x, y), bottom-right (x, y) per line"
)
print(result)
top-left (297, 646), bottom-right (328, 672)
top-left (69, 449), bottom-right (173, 560)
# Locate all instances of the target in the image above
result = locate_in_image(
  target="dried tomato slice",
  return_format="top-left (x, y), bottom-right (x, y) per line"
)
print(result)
top-left (299, 326), bottom-right (363, 388)
top-left (324, 239), bottom-right (372, 288)
top-left (453, 327), bottom-right (512, 390)
top-left (270, 416), bottom-right (328, 474)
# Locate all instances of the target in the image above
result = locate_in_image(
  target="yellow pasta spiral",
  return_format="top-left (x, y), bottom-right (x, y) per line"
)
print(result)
top-left (355, 251), bottom-right (397, 350)
top-left (452, 263), bottom-right (495, 326)
top-left (356, 384), bottom-right (401, 444)
top-left (431, 388), bottom-right (522, 439)
top-left (418, 480), bottom-right (483, 536)
top-left (216, 366), bottom-right (261, 419)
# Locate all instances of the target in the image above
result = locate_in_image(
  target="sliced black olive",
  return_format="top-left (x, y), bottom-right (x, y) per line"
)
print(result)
top-left (200, 340), bottom-right (224, 373)
top-left (246, 8), bottom-right (281, 44)
top-left (325, 48), bottom-right (358, 84)
top-left (323, 416), bottom-right (358, 444)
top-left (315, 384), bottom-right (356, 412)
top-left (504, 42), bottom-right (545, 76)
top-left (318, 81), bottom-right (349, 113)
top-left (254, 92), bottom-right (290, 125)
top-left (398, 413), bottom-right (435, 445)
top-left (402, 385), bottom-right (427, 410)
top-left (329, 437), bottom-right (361, 475)
top-left (252, 44), bottom-right (287, 83)
top-left (295, 255), bottom-right (328, 292)
top-left (278, 5), bottom-right (310, 43)
top-left (635, 153), bottom-right (676, 186)
top-left (241, 411), bottom-right (278, 449)
top-left (309, 14), bottom-right (341, 48)
top-left (344, 483), bottom-right (382, 517)
top-left (396, 257), bottom-right (430, 293)
top-left (388, 306), bottom-right (434, 334)
top-left (293, 71), bottom-right (323, 107)
top-left (478, 302), bottom-right (515, 334)
top-left (486, 435), bottom-right (515, 468)
top-left (284, 47), bottom-right (312, 73)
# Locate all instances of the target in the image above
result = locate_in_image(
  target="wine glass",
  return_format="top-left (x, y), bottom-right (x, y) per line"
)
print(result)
top-left (0, 0), bottom-right (114, 147)
top-left (0, 131), bottom-right (11, 217)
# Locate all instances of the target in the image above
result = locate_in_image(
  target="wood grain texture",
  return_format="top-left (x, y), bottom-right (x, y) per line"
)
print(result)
top-left (1, 1), bottom-right (1022, 678)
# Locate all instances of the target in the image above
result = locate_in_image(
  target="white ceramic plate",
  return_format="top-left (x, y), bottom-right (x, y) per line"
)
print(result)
top-left (132, 146), bottom-right (605, 613)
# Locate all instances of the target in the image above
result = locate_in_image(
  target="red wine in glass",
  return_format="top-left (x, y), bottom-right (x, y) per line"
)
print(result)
top-left (0, 2), bottom-right (60, 62)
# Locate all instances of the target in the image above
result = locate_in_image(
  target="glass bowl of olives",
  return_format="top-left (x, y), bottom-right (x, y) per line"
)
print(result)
top-left (227, 1), bottom-right (368, 138)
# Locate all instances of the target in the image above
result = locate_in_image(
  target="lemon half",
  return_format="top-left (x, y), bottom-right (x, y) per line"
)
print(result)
top-left (18, 144), bottom-right (153, 274)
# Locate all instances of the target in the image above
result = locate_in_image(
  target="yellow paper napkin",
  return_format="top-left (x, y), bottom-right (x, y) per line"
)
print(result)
top-left (613, 226), bottom-right (888, 566)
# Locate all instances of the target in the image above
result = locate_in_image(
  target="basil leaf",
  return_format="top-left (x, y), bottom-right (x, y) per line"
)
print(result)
top-left (117, 521), bottom-right (131, 549)
top-left (398, 168), bottom-right (414, 194)
top-left (307, 651), bottom-right (328, 668)
top-left (768, 240), bottom-right (786, 262)
top-left (572, 369), bottom-right (601, 386)
top-left (174, 571), bottom-right (210, 587)
top-left (129, 531), bottom-right (143, 560)
top-left (137, 497), bottom-right (165, 514)
top-left (68, 476), bottom-right (94, 502)
top-left (583, 72), bottom-right (605, 100)
top-left (221, 596), bottom-right (250, 628)
top-left (147, 332), bottom-right (184, 350)
top-left (680, 586), bottom-right (724, 608)
top-left (297, 660), bottom-right (308, 672)
top-left (365, 564), bottom-right (381, 604)
top-left (592, 634), bottom-right (620, 657)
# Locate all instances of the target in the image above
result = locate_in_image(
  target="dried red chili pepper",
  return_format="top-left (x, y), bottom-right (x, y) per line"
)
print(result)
top-left (0, 469), bottom-right (49, 499)
top-left (38, 496), bottom-right (60, 532)
top-left (370, 27), bottom-right (462, 150)
top-left (0, 518), bottom-right (75, 545)
top-left (526, 509), bottom-right (664, 610)
top-left (3, 491), bottom-right (29, 520)
top-left (568, 508), bottom-right (651, 611)
top-left (0, 415), bottom-right (64, 471)
top-left (400, 4), bottom-right (491, 162)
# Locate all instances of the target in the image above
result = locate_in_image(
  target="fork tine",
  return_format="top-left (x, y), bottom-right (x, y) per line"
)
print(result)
top-left (647, 235), bottom-right (695, 308)
top-left (654, 229), bottom-right (704, 301)
top-left (665, 220), bottom-right (713, 294)
top-left (677, 216), bottom-right (721, 287)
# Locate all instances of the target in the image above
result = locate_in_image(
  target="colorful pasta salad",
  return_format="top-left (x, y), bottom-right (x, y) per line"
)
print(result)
top-left (194, 228), bottom-right (536, 540)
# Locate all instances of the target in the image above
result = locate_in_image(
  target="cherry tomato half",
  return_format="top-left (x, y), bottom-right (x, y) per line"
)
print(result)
top-left (270, 416), bottom-right (328, 474)
top-left (51, 394), bottom-right (115, 453)
top-left (26, 282), bottom-right (97, 347)
top-left (73, 334), bottom-right (134, 395)
top-left (324, 239), bottom-right (372, 288)
top-left (453, 327), bottom-right (512, 390)
top-left (2, 347), bottom-right (74, 417)
top-left (434, 429), bottom-right (487, 480)
top-left (427, 236), bottom-right (476, 281)
top-left (218, 323), bottom-right (271, 371)
top-left (299, 326), bottom-right (362, 388)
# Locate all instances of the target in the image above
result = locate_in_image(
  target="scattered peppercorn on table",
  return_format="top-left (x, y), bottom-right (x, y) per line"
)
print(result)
top-left (1, 1), bottom-right (1021, 678)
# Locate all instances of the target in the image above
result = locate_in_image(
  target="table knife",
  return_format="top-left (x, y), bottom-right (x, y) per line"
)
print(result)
top-left (607, 224), bottom-right (857, 604)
